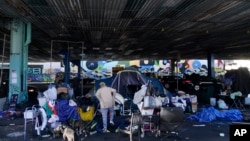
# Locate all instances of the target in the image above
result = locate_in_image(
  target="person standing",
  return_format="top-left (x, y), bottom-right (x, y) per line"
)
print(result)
top-left (95, 82), bottom-right (116, 132)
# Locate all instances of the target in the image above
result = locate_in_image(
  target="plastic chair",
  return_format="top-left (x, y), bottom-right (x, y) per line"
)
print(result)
top-left (119, 112), bottom-right (143, 141)
top-left (157, 107), bottom-right (185, 141)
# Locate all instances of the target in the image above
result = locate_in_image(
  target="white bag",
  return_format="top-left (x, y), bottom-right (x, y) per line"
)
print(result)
top-left (137, 102), bottom-right (154, 116)
top-left (133, 85), bottom-right (147, 104)
top-left (217, 99), bottom-right (228, 109)
top-left (155, 96), bottom-right (162, 107)
top-left (43, 86), bottom-right (57, 100)
top-left (143, 96), bottom-right (156, 109)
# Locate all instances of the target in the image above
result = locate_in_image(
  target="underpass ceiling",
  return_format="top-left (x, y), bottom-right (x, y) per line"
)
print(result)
top-left (1, 0), bottom-right (250, 62)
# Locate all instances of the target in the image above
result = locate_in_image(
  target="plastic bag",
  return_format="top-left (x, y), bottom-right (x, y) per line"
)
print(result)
top-left (43, 86), bottom-right (57, 100)
top-left (155, 96), bottom-right (162, 107)
top-left (217, 99), bottom-right (228, 109)
top-left (78, 106), bottom-right (95, 122)
top-left (143, 96), bottom-right (156, 109)
top-left (133, 85), bottom-right (147, 104)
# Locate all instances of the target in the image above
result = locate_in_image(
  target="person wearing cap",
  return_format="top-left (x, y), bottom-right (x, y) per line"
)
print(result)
top-left (95, 82), bottom-right (117, 132)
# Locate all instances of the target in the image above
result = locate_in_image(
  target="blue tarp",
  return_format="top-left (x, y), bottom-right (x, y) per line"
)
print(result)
top-left (187, 106), bottom-right (243, 122)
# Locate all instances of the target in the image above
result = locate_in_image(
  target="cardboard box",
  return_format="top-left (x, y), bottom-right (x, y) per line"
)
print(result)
top-left (57, 87), bottom-right (68, 94)
top-left (192, 103), bottom-right (198, 113)
top-left (190, 95), bottom-right (197, 103)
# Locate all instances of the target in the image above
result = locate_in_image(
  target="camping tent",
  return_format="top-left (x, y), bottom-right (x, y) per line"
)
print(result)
top-left (95, 76), bottom-right (116, 90)
top-left (144, 76), bottom-right (166, 96)
top-left (111, 70), bottom-right (147, 99)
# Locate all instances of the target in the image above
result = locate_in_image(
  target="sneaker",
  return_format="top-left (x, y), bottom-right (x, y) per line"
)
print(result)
top-left (103, 128), bottom-right (110, 133)
top-left (110, 121), bottom-right (115, 126)
top-left (103, 128), bottom-right (107, 133)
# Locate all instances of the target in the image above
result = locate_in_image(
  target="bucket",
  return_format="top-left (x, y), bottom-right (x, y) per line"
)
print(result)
top-left (210, 97), bottom-right (216, 106)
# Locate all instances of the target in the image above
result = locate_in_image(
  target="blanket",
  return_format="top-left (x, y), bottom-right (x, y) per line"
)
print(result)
top-left (55, 100), bottom-right (80, 123)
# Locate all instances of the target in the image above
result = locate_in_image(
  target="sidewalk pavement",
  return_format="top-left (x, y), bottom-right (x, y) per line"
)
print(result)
top-left (0, 115), bottom-right (230, 141)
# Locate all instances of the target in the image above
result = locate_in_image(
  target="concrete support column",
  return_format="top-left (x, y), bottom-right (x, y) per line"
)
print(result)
top-left (22, 23), bottom-right (31, 95)
top-left (8, 19), bottom-right (31, 103)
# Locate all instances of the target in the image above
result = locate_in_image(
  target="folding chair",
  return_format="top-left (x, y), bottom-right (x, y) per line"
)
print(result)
top-left (230, 95), bottom-right (245, 110)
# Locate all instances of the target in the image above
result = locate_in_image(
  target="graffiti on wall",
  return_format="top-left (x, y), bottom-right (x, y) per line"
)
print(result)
top-left (177, 59), bottom-right (224, 76)
top-left (81, 59), bottom-right (224, 79)
top-left (27, 59), bottom-right (224, 81)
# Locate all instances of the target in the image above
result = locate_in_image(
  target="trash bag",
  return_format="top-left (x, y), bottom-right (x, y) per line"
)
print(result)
top-left (43, 86), bottom-right (57, 100)
top-left (217, 99), bottom-right (228, 109)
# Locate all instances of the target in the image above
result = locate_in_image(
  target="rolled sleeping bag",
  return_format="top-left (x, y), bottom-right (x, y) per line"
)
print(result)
top-left (35, 107), bottom-right (47, 135)
top-left (114, 93), bottom-right (125, 104)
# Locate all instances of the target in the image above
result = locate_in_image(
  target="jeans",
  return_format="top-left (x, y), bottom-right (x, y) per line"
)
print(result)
top-left (100, 107), bottom-right (114, 129)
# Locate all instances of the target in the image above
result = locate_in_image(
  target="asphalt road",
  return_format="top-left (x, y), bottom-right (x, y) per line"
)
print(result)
top-left (0, 116), bottom-right (231, 141)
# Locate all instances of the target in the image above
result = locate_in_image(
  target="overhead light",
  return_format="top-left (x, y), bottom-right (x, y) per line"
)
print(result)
top-left (79, 53), bottom-right (86, 56)
top-left (105, 47), bottom-right (112, 50)
top-left (59, 54), bottom-right (65, 57)
top-left (93, 47), bottom-right (100, 50)
top-left (106, 52), bottom-right (113, 55)
top-left (124, 50), bottom-right (134, 55)
top-left (118, 44), bottom-right (129, 50)
top-left (111, 55), bottom-right (118, 59)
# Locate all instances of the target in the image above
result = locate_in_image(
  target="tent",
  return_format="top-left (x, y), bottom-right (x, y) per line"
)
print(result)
top-left (111, 70), bottom-right (147, 99)
top-left (144, 76), bottom-right (166, 96)
top-left (94, 76), bottom-right (116, 90)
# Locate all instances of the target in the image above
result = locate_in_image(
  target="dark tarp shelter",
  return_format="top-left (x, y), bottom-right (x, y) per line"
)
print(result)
top-left (111, 70), bottom-right (147, 99)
